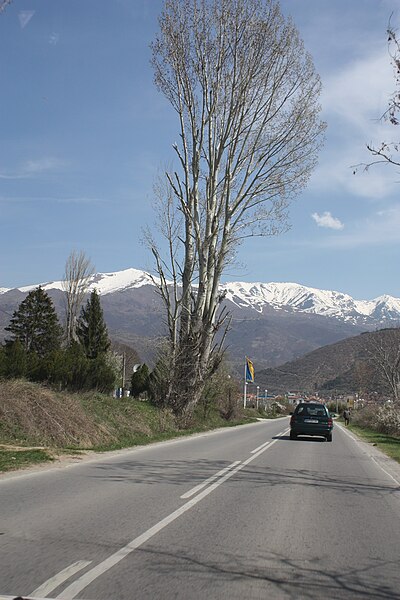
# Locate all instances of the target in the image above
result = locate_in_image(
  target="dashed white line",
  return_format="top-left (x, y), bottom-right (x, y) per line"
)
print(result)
top-left (180, 460), bottom-right (241, 498)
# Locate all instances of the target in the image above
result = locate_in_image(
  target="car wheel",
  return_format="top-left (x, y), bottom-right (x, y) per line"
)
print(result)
top-left (326, 433), bottom-right (332, 442)
top-left (290, 431), bottom-right (297, 440)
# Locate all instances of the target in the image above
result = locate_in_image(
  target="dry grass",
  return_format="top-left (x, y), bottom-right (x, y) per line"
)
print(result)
top-left (0, 380), bottom-right (105, 447)
top-left (0, 379), bottom-right (167, 449)
top-left (0, 380), bottom-right (257, 471)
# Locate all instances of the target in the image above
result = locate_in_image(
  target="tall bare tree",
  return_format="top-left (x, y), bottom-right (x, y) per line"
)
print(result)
top-left (149, 0), bottom-right (325, 417)
top-left (363, 328), bottom-right (400, 401)
top-left (62, 250), bottom-right (95, 345)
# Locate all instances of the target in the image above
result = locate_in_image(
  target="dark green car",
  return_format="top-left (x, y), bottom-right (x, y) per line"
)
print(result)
top-left (290, 402), bottom-right (333, 442)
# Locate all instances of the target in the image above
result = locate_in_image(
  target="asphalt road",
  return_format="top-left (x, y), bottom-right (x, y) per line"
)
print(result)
top-left (1, 418), bottom-right (400, 600)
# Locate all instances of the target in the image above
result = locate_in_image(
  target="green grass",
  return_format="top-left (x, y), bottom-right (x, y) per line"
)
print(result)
top-left (0, 449), bottom-right (54, 473)
top-left (90, 406), bottom-right (258, 452)
top-left (348, 424), bottom-right (400, 464)
top-left (0, 379), bottom-right (261, 471)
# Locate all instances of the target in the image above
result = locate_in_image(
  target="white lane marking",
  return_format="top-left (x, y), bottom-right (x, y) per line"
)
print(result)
top-left (180, 461), bottom-right (241, 499)
top-left (338, 423), bottom-right (400, 487)
top-left (57, 430), bottom-right (287, 599)
top-left (370, 455), bottom-right (400, 487)
top-left (30, 560), bottom-right (92, 597)
top-left (251, 440), bottom-right (272, 454)
top-left (252, 428), bottom-right (288, 454)
top-left (0, 596), bottom-right (86, 600)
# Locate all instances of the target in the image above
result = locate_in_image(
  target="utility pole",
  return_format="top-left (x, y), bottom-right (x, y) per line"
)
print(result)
top-left (122, 352), bottom-right (126, 391)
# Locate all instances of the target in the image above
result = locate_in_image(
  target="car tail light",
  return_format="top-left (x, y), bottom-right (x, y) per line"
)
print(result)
top-left (290, 415), bottom-right (296, 426)
top-left (328, 418), bottom-right (333, 427)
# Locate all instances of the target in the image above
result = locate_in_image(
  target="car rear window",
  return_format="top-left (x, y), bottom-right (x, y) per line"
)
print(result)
top-left (296, 405), bottom-right (326, 416)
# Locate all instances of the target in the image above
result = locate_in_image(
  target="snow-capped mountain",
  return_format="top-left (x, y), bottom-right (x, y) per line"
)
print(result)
top-left (220, 281), bottom-right (400, 324)
top-left (2, 267), bottom-right (400, 369)
top-left (1, 268), bottom-right (400, 326)
top-left (12, 268), bottom-right (158, 296)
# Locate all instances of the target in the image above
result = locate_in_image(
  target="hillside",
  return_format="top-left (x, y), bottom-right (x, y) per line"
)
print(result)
top-left (256, 328), bottom-right (400, 395)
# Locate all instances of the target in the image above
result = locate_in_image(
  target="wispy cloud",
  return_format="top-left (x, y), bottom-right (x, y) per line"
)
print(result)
top-left (313, 205), bottom-right (400, 249)
top-left (0, 157), bottom-right (67, 180)
top-left (0, 195), bottom-right (107, 205)
top-left (49, 32), bottom-right (60, 46)
top-left (322, 51), bottom-right (393, 133)
top-left (18, 10), bottom-right (35, 29)
top-left (312, 211), bottom-right (344, 230)
top-left (310, 48), bottom-right (400, 200)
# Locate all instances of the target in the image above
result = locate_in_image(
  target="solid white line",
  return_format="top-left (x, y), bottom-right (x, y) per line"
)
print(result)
top-left (30, 560), bottom-right (92, 597)
top-left (58, 430), bottom-right (287, 599)
top-left (180, 461), bottom-right (241, 499)
top-left (0, 596), bottom-right (83, 600)
top-left (338, 423), bottom-right (400, 487)
top-left (370, 455), bottom-right (400, 487)
top-left (251, 440), bottom-right (272, 454)
top-left (252, 428), bottom-right (288, 453)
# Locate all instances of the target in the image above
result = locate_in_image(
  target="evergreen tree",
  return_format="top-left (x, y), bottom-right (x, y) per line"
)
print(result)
top-left (76, 289), bottom-right (110, 359)
top-left (130, 364), bottom-right (150, 398)
top-left (5, 287), bottom-right (63, 358)
top-left (3, 339), bottom-right (27, 378)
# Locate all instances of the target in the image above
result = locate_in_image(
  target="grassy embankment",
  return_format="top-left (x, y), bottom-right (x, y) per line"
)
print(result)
top-left (0, 379), bottom-right (259, 473)
top-left (347, 422), bottom-right (400, 464)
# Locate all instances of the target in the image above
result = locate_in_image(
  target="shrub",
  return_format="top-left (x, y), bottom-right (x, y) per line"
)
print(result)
top-left (375, 404), bottom-right (400, 436)
top-left (352, 403), bottom-right (400, 437)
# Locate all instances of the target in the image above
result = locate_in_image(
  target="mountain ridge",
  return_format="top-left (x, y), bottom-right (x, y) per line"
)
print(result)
top-left (1, 268), bottom-right (400, 371)
top-left (2, 267), bottom-right (400, 326)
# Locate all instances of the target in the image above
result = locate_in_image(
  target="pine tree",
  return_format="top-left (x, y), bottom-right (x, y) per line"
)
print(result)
top-left (130, 364), bottom-right (150, 398)
top-left (5, 286), bottom-right (63, 357)
top-left (76, 289), bottom-right (110, 359)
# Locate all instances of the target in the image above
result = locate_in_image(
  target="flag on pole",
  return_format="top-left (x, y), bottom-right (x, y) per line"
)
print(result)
top-left (245, 357), bottom-right (255, 383)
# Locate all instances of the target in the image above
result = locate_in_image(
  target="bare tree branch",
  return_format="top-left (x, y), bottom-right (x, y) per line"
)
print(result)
top-left (149, 0), bottom-right (325, 416)
top-left (62, 250), bottom-right (95, 345)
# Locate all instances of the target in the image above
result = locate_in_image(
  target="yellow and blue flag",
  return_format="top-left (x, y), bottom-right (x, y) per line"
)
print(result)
top-left (245, 357), bottom-right (255, 383)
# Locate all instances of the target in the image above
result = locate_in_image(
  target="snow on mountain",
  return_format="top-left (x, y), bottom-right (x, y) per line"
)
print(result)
top-left (1, 268), bottom-right (400, 325)
top-left (13, 268), bottom-right (158, 296)
top-left (369, 295), bottom-right (400, 321)
top-left (220, 280), bottom-right (400, 324)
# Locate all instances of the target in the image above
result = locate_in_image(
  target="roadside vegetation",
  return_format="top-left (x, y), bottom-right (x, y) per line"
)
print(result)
top-left (343, 403), bottom-right (400, 464)
top-left (0, 378), bottom-right (258, 473)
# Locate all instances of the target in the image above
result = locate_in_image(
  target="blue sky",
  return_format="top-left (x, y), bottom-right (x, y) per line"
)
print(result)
top-left (1, 0), bottom-right (399, 299)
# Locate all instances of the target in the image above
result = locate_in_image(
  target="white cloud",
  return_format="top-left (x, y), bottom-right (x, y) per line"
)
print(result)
top-left (312, 211), bottom-right (344, 230)
top-left (311, 205), bottom-right (400, 249)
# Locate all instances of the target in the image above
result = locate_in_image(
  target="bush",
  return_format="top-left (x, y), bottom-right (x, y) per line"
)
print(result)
top-left (352, 403), bottom-right (400, 437)
top-left (375, 404), bottom-right (400, 436)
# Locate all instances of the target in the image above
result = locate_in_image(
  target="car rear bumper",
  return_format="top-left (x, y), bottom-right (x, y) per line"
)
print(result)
top-left (291, 425), bottom-right (333, 436)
